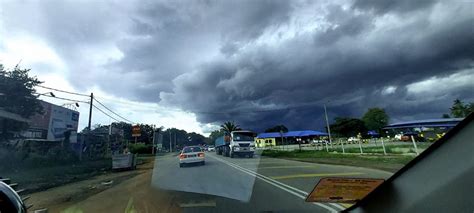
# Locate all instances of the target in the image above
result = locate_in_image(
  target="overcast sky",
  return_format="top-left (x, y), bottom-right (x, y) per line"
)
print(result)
top-left (1, 0), bottom-right (473, 135)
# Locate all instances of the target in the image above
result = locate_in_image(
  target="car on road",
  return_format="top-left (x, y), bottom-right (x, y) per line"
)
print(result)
top-left (207, 146), bottom-right (215, 152)
top-left (179, 146), bottom-right (205, 167)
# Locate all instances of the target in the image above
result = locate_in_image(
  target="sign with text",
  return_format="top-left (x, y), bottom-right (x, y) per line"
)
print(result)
top-left (305, 178), bottom-right (384, 203)
top-left (132, 125), bottom-right (141, 137)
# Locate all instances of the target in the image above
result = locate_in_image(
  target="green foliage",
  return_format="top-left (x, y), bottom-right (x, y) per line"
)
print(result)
top-left (449, 99), bottom-right (473, 118)
top-left (0, 64), bottom-right (43, 118)
top-left (442, 114), bottom-right (450, 118)
top-left (362, 108), bottom-right (389, 131)
top-left (128, 143), bottom-right (151, 154)
top-left (220, 121), bottom-right (241, 134)
top-left (45, 146), bottom-right (78, 161)
top-left (330, 117), bottom-right (368, 138)
top-left (264, 125), bottom-right (288, 133)
top-left (208, 129), bottom-right (225, 144)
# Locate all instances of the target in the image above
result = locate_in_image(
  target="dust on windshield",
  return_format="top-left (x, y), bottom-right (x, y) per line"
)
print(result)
top-left (0, 0), bottom-right (472, 212)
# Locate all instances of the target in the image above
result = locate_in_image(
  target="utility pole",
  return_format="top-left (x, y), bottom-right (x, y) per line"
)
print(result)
top-left (324, 103), bottom-right (333, 147)
top-left (152, 125), bottom-right (156, 155)
top-left (174, 132), bottom-right (177, 151)
top-left (84, 92), bottom-right (93, 161)
top-left (169, 130), bottom-right (172, 152)
top-left (88, 93), bottom-right (94, 130)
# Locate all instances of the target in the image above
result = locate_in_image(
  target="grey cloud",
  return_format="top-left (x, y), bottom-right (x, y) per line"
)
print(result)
top-left (160, 0), bottom-right (474, 131)
top-left (2, 0), bottom-right (473, 131)
top-left (352, 0), bottom-right (437, 14)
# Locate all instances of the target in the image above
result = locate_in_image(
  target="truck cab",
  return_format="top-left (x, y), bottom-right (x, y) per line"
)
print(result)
top-left (228, 130), bottom-right (256, 158)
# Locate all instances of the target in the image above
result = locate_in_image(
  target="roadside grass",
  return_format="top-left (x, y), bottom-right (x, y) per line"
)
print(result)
top-left (1, 158), bottom-right (112, 193)
top-left (327, 144), bottom-right (431, 154)
top-left (261, 149), bottom-right (418, 173)
top-left (0, 145), bottom-right (158, 194)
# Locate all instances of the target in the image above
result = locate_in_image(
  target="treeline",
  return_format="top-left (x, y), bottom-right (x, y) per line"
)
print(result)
top-left (84, 122), bottom-right (210, 150)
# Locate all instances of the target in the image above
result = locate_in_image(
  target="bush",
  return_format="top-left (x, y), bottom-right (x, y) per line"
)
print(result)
top-left (129, 143), bottom-right (152, 154)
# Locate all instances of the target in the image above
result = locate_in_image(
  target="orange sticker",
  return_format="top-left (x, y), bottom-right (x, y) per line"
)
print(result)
top-left (306, 178), bottom-right (384, 203)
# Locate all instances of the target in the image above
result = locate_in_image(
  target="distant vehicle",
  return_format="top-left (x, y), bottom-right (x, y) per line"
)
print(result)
top-left (179, 146), bottom-right (205, 167)
top-left (348, 137), bottom-right (360, 142)
top-left (207, 146), bottom-right (215, 152)
top-left (215, 130), bottom-right (256, 158)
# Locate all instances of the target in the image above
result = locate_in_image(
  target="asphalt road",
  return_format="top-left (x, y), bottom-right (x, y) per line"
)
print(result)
top-left (151, 151), bottom-right (391, 212)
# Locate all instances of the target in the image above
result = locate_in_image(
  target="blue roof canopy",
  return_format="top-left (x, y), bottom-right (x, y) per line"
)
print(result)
top-left (257, 130), bottom-right (328, 138)
top-left (384, 118), bottom-right (463, 129)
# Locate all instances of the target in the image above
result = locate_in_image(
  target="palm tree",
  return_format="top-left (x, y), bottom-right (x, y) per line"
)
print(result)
top-left (220, 121), bottom-right (241, 134)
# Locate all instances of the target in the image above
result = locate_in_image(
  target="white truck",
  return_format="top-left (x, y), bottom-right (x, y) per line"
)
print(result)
top-left (215, 130), bottom-right (256, 158)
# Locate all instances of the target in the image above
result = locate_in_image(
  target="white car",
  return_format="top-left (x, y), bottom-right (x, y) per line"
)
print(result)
top-left (207, 146), bottom-right (215, 152)
top-left (179, 146), bottom-right (205, 167)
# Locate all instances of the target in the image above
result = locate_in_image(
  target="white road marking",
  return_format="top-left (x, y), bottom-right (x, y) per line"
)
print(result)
top-left (209, 155), bottom-right (340, 213)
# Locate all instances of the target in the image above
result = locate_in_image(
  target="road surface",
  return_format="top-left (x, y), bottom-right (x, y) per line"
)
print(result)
top-left (152, 151), bottom-right (391, 212)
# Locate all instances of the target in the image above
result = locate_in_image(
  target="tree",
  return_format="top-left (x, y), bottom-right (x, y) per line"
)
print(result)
top-left (264, 125), bottom-right (288, 133)
top-left (362, 108), bottom-right (389, 132)
top-left (220, 121), bottom-right (241, 134)
top-left (0, 64), bottom-right (43, 118)
top-left (442, 114), bottom-right (450, 118)
top-left (0, 64), bottom-right (43, 137)
top-left (449, 99), bottom-right (473, 118)
top-left (450, 99), bottom-right (466, 118)
top-left (330, 117), bottom-right (368, 138)
top-left (208, 129), bottom-right (225, 144)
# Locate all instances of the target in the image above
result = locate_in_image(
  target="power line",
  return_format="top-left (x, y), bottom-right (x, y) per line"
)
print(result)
top-left (36, 85), bottom-right (90, 97)
top-left (92, 104), bottom-right (121, 123)
top-left (93, 97), bottom-right (135, 123)
top-left (35, 93), bottom-right (89, 103)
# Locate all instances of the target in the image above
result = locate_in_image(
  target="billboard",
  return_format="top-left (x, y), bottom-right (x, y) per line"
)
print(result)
top-left (27, 101), bottom-right (80, 142)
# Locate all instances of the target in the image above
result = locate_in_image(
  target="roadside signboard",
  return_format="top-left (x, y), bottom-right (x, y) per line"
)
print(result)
top-left (306, 178), bottom-right (384, 203)
top-left (132, 125), bottom-right (141, 137)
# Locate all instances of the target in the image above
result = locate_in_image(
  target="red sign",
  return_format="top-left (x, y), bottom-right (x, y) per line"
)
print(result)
top-left (132, 125), bottom-right (141, 137)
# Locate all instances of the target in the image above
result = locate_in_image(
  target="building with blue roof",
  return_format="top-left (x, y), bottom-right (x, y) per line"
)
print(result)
top-left (255, 130), bottom-right (329, 147)
top-left (383, 118), bottom-right (463, 141)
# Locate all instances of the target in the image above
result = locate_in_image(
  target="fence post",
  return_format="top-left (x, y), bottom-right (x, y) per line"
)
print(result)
top-left (325, 141), bottom-right (329, 152)
top-left (411, 135), bottom-right (419, 155)
top-left (340, 138), bottom-right (345, 154)
top-left (381, 138), bottom-right (387, 155)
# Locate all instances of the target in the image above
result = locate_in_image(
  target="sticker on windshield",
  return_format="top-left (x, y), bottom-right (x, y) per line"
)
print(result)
top-left (305, 178), bottom-right (384, 203)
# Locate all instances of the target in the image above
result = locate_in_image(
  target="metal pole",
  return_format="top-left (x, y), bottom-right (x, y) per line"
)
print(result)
top-left (169, 130), bottom-right (172, 152)
top-left (152, 127), bottom-right (156, 155)
top-left (358, 139), bottom-right (363, 154)
top-left (381, 137), bottom-right (387, 155)
top-left (325, 140), bottom-right (329, 152)
top-left (411, 135), bottom-right (419, 155)
top-left (324, 104), bottom-right (333, 146)
top-left (280, 131), bottom-right (284, 151)
top-left (341, 138), bottom-right (345, 154)
top-left (174, 132), bottom-right (176, 151)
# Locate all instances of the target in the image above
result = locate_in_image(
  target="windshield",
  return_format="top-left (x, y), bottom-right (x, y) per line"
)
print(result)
top-left (0, 0), bottom-right (472, 212)
top-left (183, 147), bottom-right (202, 153)
top-left (232, 133), bottom-right (254, 141)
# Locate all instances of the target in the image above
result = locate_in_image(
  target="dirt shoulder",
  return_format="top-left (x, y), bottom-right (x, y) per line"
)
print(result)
top-left (27, 156), bottom-right (167, 212)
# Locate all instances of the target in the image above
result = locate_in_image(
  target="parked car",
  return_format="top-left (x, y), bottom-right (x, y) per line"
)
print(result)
top-left (207, 146), bottom-right (215, 152)
top-left (179, 146), bottom-right (205, 167)
top-left (348, 137), bottom-right (360, 142)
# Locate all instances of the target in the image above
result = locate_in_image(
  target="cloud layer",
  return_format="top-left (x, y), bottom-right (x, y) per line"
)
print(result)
top-left (1, 0), bottom-right (473, 132)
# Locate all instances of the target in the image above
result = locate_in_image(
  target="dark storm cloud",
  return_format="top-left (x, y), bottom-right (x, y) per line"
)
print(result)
top-left (352, 0), bottom-right (437, 14)
top-left (2, 0), bottom-right (473, 131)
top-left (160, 0), bottom-right (474, 131)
